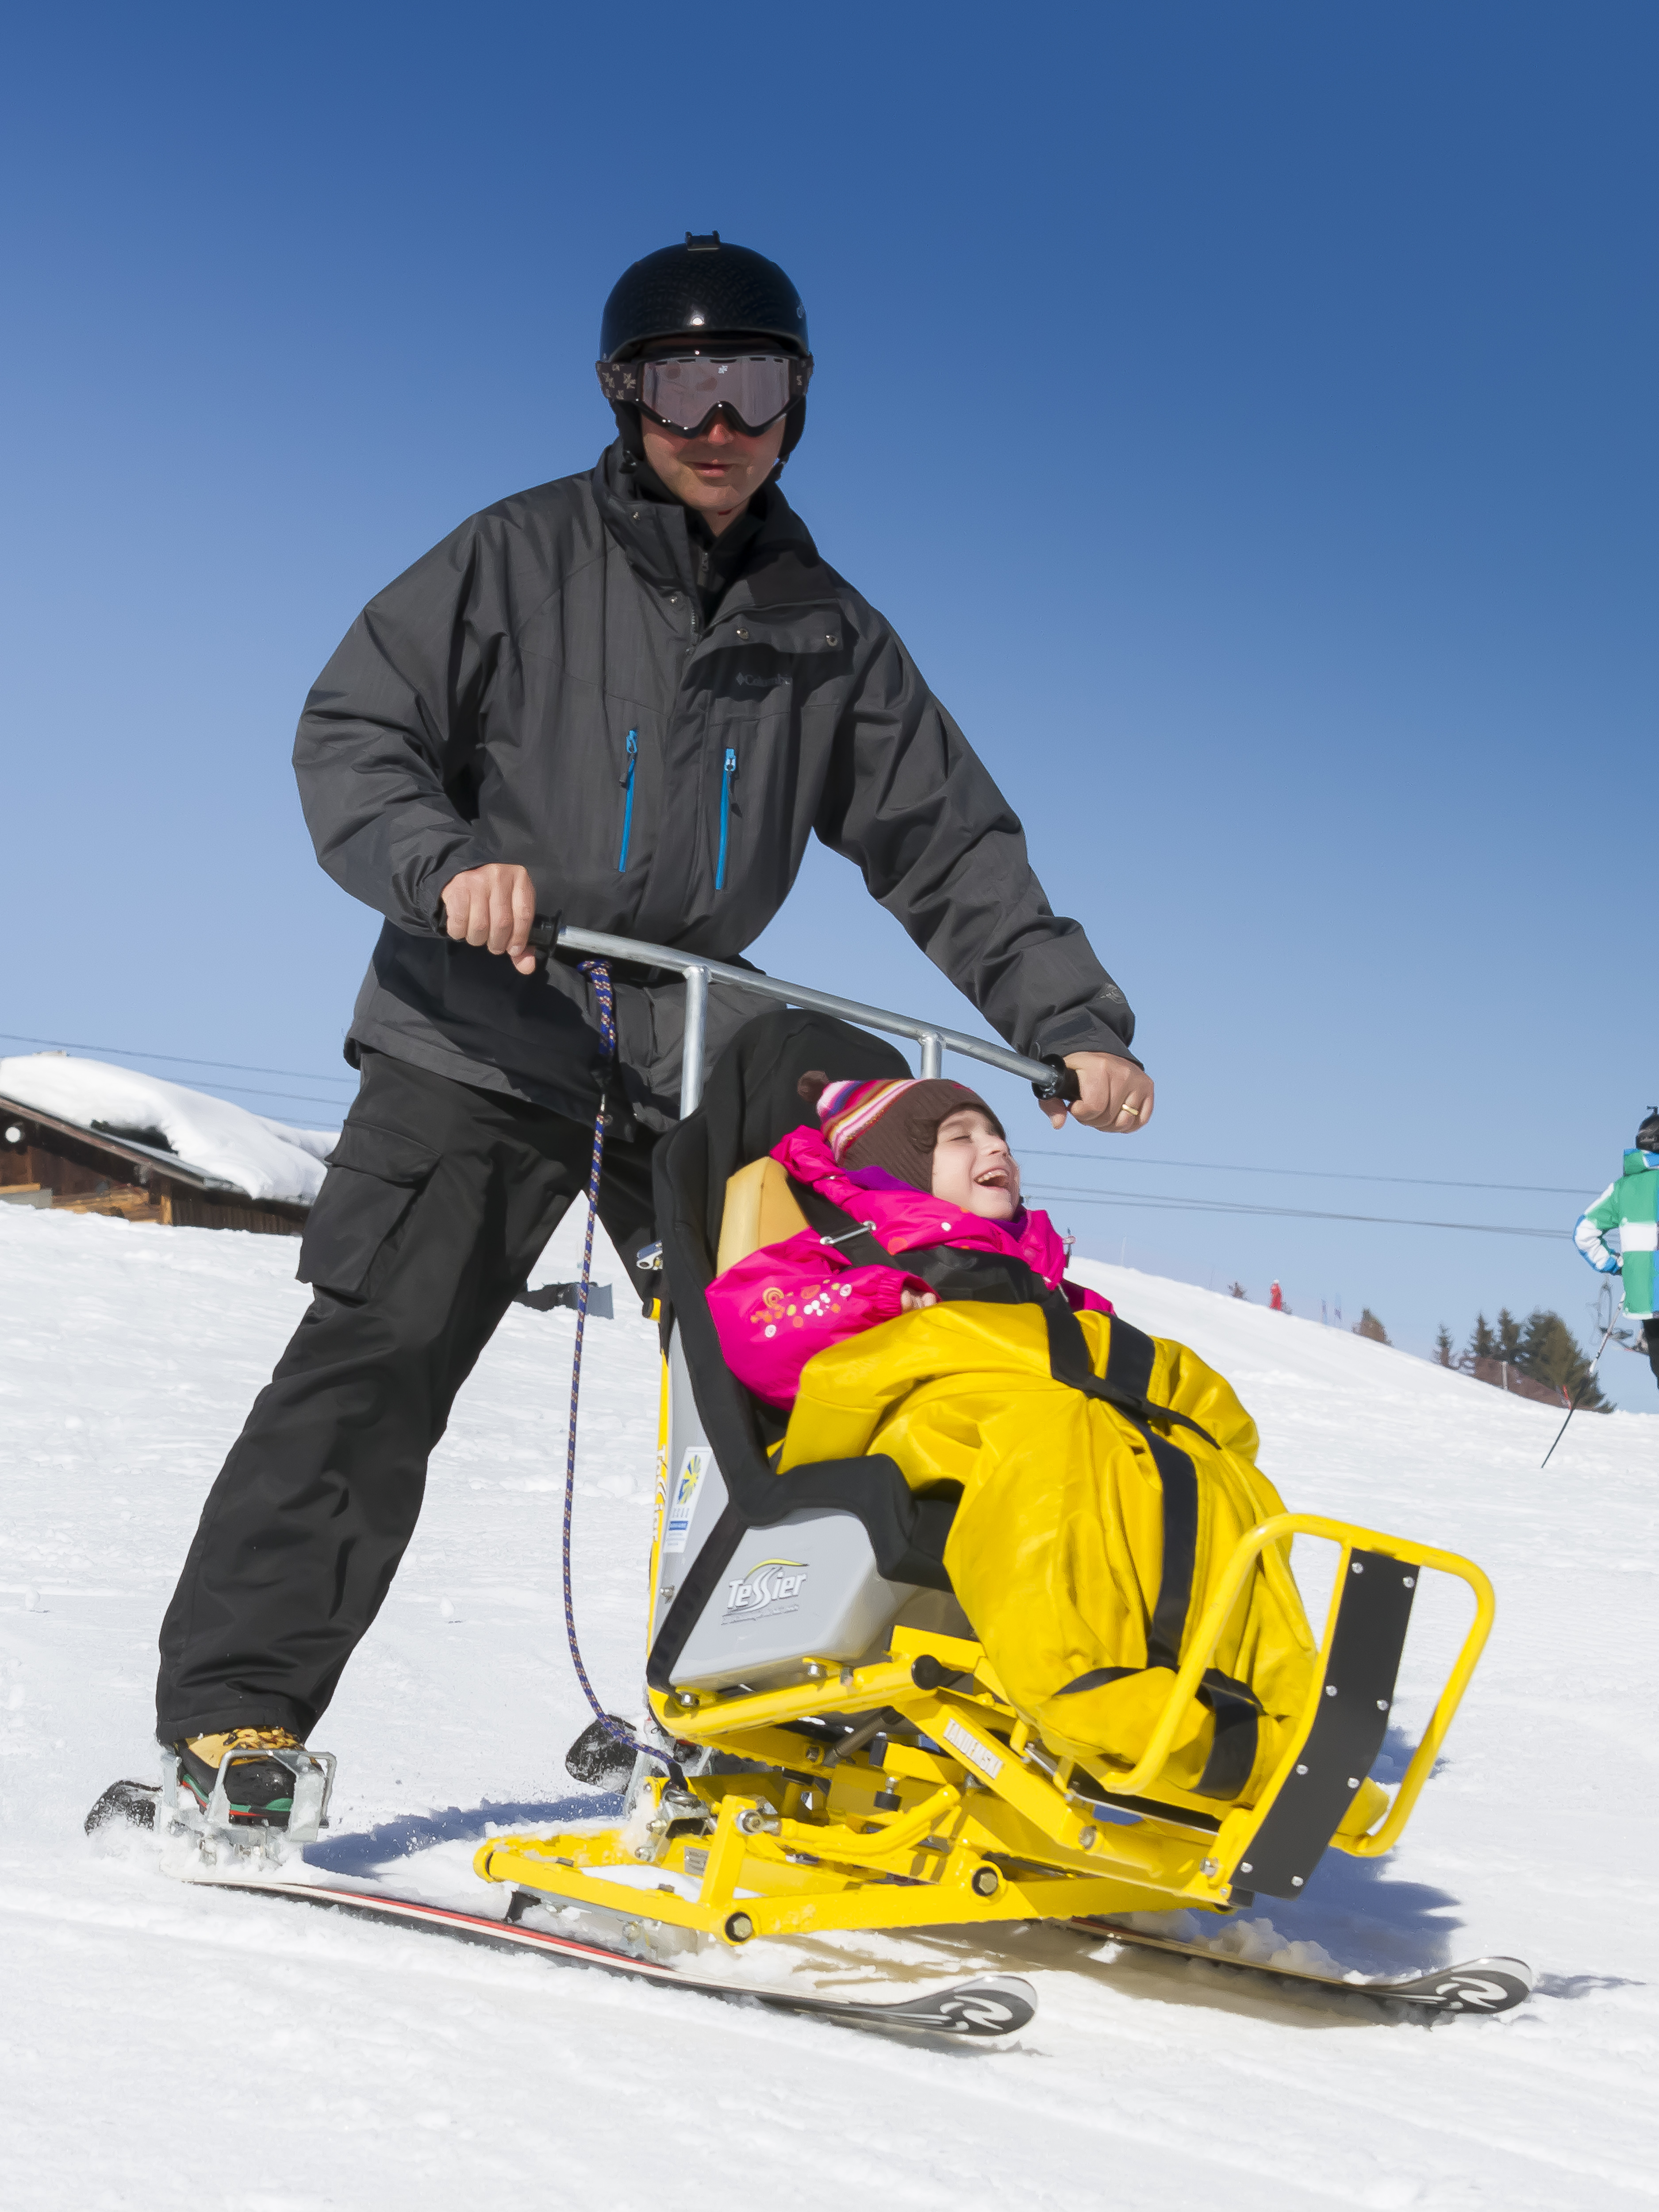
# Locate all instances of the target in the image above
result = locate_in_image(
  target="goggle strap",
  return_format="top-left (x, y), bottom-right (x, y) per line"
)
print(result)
top-left (595, 357), bottom-right (813, 409)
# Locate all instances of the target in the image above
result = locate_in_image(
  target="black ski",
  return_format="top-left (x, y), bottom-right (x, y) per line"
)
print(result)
top-left (1072, 1916), bottom-right (1533, 2014)
top-left (178, 1872), bottom-right (1036, 2039)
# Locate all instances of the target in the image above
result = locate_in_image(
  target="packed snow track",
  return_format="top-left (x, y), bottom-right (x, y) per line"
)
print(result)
top-left (2, 1203), bottom-right (1654, 2208)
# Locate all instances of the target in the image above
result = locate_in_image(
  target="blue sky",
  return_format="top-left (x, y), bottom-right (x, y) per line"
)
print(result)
top-left (2, 4), bottom-right (1652, 1399)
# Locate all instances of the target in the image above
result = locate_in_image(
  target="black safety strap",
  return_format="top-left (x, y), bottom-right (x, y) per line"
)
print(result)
top-left (1056, 1662), bottom-right (1260, 1802)
top-left (778, 1182), bottom-right (1258, 1790)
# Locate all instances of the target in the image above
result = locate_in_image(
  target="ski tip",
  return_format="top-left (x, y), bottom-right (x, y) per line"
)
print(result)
top-left (1391, 1957), bottom-right (1535, 2014)
top-left (876, 1974), bottom-right (1038, 2039)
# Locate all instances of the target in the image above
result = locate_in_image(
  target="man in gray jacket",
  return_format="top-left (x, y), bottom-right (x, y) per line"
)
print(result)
top-left (155, 234), bottom-right (1154, 1820)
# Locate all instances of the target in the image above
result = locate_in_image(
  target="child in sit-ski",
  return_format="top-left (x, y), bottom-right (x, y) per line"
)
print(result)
top-left (708, 1073), bottom-right (1114, 1407)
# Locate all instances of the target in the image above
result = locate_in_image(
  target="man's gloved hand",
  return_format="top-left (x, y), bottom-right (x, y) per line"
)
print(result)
top-left (441, 863), bottom-right (539, 975)
top-left (1045, 1051), bottom-right (1155, 1134)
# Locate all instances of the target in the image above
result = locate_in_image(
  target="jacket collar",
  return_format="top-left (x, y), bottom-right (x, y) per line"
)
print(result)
top-left (591, 441), bottom-right (841, 617)
top-left (773, 1124), bottom-right (1070, 1287)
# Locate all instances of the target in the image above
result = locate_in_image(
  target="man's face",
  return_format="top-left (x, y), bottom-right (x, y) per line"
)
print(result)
top-left (639, 409), bottom-right (787, 531)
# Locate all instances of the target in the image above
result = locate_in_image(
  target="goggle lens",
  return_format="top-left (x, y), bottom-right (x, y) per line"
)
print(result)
top-left (639, 354), bottom-right (795, 434)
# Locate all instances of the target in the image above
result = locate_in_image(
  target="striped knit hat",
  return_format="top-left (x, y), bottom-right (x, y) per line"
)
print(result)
top-left (799, 1072), bottom-right (1006, 1194)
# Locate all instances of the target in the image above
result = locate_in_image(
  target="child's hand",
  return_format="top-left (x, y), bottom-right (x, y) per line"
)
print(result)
top-left (900, 1288), bottom-right (938, 1313)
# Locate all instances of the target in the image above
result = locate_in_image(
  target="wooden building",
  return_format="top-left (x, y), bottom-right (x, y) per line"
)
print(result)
top-left (0, 1092), bottom-right (307, 1237)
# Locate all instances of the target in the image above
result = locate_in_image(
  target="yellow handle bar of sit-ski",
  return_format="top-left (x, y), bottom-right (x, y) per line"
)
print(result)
top-left (1087, 1512), bottom-right (1494, 1852)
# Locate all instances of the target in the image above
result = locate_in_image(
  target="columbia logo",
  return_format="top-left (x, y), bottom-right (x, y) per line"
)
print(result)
top-left (733, 671), bottom-right (789, 687)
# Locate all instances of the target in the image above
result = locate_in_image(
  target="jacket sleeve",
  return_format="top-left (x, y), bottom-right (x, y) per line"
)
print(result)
top-left (707, 1232), bottom-right (927, 1406)
top-left (292, 518), bottom-right (507, 934)
top-left (815, 611), bottom-right (1140, 1064)
top-left (1575, 1183), bottom-right (1623, 1273)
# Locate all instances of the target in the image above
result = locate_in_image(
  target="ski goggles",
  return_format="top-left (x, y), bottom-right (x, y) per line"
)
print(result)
top-left (596, 351), bottom-right (812, 436)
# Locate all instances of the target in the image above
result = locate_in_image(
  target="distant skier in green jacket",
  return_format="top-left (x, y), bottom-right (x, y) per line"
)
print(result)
top-left (1575, 1109), bottom-right (1659, 1387)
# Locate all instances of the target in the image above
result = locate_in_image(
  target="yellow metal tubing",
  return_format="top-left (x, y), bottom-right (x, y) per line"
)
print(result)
top-left (772, 1783), bottom-right (960, 1863)
top-left (1066, 1512), bottom-right (1491, 1806)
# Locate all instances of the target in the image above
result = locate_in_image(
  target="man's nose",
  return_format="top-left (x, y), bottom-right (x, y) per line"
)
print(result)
top-left (700, 411), bottom-right (736, 445)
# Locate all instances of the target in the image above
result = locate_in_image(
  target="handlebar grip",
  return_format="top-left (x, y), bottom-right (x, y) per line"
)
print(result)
top-left (1031, 1057), bottom-right (1082, 1105)
top-left (527, 914), bottom-right (563, 954)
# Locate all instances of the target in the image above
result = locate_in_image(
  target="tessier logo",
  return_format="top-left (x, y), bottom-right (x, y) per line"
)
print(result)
top-left (724, 1557), bottom-right (808, 1615)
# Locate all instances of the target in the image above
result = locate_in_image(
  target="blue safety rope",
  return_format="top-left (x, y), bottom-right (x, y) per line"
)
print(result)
top-left (561, 957), bottom-right (683, 1786)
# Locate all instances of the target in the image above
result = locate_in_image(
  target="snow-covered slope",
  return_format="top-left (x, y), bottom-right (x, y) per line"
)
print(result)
top-left (2, 1208), bottom-right (1655, 2209)
top-left (0, 1052), bottom-right (336, 1202)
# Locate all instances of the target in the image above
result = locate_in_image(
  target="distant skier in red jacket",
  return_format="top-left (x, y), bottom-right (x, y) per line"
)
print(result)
top-left (1269, 1281), bottom-right (1285, 1312)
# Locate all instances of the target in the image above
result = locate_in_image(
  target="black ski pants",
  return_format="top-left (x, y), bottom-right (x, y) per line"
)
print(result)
top-left (1644, 1318), bottom-right (1659, 1386)
top-left (156, 1049), bottom-right (659, 1742)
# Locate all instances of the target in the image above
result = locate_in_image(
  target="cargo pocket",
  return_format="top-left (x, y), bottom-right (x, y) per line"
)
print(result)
top-left (297, 1123), bottom-right (441, 1299)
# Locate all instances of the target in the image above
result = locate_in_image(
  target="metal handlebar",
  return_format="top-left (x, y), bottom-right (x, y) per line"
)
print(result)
top-left (529, 918), bottom-right (1081, 1119)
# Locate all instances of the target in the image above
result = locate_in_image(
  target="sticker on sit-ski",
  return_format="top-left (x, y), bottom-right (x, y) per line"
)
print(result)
top-left (662, 1449), bottom-right (710, 1555)
top-left (943, 1715), bottom-right (1004, 1780)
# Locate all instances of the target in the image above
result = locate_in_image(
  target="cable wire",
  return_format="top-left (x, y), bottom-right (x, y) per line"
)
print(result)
top-left (559, 959), bottom-right (682, 1787)
top-left (1023, 1149), bottom-right (1587, 1198)
top-left (1025, 1183), bottom-right (1568, 1239)
top-left (0, 1030), bottom-right (355, 1086)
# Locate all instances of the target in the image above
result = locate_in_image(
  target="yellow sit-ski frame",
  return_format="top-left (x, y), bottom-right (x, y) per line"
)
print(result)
top-left (476, 1364), bottom-right (1494, 1951)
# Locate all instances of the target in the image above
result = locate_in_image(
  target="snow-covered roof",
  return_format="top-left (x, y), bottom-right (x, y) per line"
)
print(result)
top-left (0, 1054), bottom-right (339, 1206)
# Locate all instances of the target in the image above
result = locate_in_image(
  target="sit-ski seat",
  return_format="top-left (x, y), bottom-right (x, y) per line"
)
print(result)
top-left (646, 1007), bottom-right (968, 1695)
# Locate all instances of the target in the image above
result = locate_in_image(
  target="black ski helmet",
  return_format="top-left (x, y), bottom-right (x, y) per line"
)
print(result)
top-left (1636, 1107), bottom-right (1659, 1153)
top-left (598, 233), bottom-right (812, 464)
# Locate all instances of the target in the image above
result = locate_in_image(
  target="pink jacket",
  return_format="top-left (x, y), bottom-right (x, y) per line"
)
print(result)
top-left (708, 1124), bottom-right (1114, 1407)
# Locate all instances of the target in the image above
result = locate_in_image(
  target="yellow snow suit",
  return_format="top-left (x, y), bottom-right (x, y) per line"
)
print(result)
top-left (779, 1302), bottom-right (1318, 1806)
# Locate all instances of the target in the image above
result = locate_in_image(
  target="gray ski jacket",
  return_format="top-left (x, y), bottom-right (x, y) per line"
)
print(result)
top-left (295, 444), bottom-right (1139, 1128)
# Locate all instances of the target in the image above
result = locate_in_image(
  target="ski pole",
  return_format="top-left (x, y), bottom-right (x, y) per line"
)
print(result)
top-left (1540, 1320), bottom-right (1616, 1470)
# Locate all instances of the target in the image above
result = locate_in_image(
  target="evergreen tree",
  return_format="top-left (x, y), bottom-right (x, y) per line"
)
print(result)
top-left (1517, 1309), bottom-right (1609, 1412)
top-left (1434, 1324), bottom-right (1454, 1367)
top-left (1494, 1307), bottom-right (1523, 1363)
top-left (1229, 1282), bottom-right (1247, 1300)
top-left (1463, 1313), bottom-right (1497, 1367)
top-left (1353, 1309), bottom-right (1390, 1343)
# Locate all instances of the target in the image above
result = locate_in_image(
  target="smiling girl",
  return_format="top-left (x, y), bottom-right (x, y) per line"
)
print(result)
top-left (707, 1073), bottom-right (1114, 1408)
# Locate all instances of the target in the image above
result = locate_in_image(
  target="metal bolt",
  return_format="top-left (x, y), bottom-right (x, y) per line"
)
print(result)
top-left (971, 1866), bottom-right (1000, 1897)
top-left (1201, 1858), bottom-right (1220, 1876)
top-left (1351, 1561), bottom-right (1365, 1575)
top-left (1295, 1763), bottom-right (1308, 1775)
top-left (735, 625), bottom-right (749, 639)
top-left (1240, 1861), bottom-right (1253, 1874)
top-left (675, 1691), bottom-right (698, 1709)
top-left (1348, 1778), bottom-right (1359, 1789)
top-left (1377, 1699), bottom-right (1390, 1711)
top-left (1076, 1827), bottom-right (1098, 1850)
top-left (1325, 1685), bottom-right (1337, 1697)
top-left (1291, 1875), bottom-right (1304, 1887)
top-left (1402, 1575), bottom-right (1415, 1588)
top-left (804, 1663), bottom-right (825, 1680)
top-left (725, 1912), bottom-right (754, 1943)
top-left (803, 1745), bottom-right (822, 1764)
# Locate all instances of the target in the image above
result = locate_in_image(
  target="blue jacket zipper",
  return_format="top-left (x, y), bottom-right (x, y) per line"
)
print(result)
top-left (616, 729), bottom-right (638, 871)
top-left (715, 746), bottom-right (737, 890)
